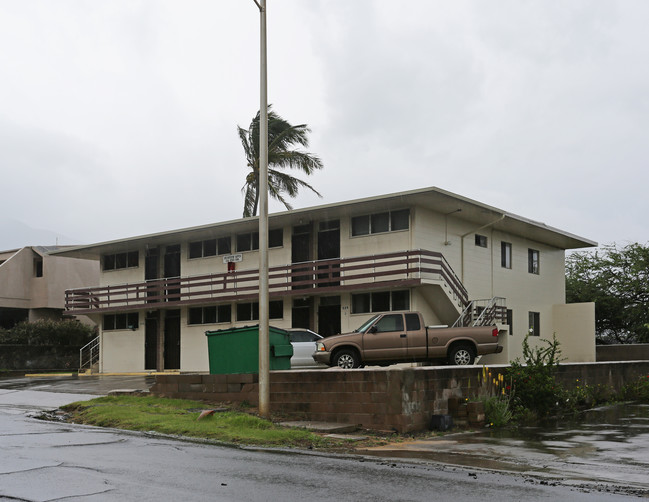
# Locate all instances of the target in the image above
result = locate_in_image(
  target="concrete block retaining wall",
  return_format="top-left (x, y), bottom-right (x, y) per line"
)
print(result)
top-left (597, 344), bottom-right (649, 362)
top-left (150, 362), bottom-right (649, 433)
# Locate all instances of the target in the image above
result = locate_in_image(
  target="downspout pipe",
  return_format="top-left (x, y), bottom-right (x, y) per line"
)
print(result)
top-left (460, 214), bottom-right (506, 283)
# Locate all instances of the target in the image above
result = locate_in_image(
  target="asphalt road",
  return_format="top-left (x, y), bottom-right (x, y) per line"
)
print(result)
top-left (0, 376), bottom-right (644, 501)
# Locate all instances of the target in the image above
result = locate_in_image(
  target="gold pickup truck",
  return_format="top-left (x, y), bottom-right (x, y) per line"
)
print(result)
top-left (313, 311), bottom-right (503, 368)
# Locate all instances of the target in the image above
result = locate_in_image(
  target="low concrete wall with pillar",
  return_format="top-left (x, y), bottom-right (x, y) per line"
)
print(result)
top-left (150, 361), bottom-right (649, 433)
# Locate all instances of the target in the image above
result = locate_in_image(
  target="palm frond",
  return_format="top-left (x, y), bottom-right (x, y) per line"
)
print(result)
top-left (269, 169), bottom-right (322, 199)
top-left (237, 126), bottom-right (255, 167)
top-left (239, 104), bottom-right (323, 216)
top-left (242, 183), bottom-right (257, 218)
top-left (270, 150), bottom-right (323, 174)
top-left (268, 182), bottom-right (294, 211)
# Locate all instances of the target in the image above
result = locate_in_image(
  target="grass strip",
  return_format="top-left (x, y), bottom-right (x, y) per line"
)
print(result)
top-left (62, 395), bottom-right (341, 448)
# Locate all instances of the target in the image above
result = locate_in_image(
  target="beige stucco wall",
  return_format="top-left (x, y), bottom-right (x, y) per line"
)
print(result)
top-left (552, 302), bottom-right (596, 362)
top-left (1, 247), bottom-right (97, 311)
top-left (91, 200), bottom-right (596, 372)
top-left (412, 208), bottom-right (573, 361)
top-left (38, 254), bottom-right (99, 308)
top-left (101, 330), bottom-right (145, 373)
top-left (0, 248), bottom-right (33, 308)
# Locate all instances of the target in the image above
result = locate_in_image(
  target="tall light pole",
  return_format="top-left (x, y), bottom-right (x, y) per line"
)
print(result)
top-left (252, 0), bottom-right (270, 418)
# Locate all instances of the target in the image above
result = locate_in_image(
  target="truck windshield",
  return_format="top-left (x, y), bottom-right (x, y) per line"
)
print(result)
top-left (354, 314), bottom-right (381, 334)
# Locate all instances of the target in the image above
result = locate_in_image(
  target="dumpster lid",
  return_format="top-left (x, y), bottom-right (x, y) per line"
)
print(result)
top-left (205, 324), bottom-right (289, 337)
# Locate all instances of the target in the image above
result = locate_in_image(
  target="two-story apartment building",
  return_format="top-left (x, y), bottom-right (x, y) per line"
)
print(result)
top-left (54, 187), bottom-right (596, 373)
top-left (0, 246), bottom-right (98, 328)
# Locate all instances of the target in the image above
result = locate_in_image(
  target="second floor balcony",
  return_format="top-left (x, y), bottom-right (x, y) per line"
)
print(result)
top-left (65, 249), bottom-right (469, 314)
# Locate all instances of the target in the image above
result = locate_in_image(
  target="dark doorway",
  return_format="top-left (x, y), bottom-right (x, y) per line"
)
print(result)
top-left (0, 308), bottom-right (29, 329)
top-left (292, 298), bottom-right (312, 329)
top-left (145, 313), bottom-right (158, 370)
top-left (145, 247), bottom-right (160, 303)
top-left (164, 309), bottom-right (181, 370)
top-left (317, 220), bottom-right (340, 287)
top-left (291, 223), bottom-right (312, 290)
top-left (164, 245), bottom-right (181, 302)
top-left (318, 296), bottom-right (341, 337)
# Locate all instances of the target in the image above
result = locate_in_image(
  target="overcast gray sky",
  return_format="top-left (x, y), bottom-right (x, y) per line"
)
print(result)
top-left (1, 0), bottom-right (647, 250)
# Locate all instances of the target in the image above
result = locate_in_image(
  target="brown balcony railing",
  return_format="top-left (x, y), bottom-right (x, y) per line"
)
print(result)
top-left (65, 249), bottom-right (468, 313)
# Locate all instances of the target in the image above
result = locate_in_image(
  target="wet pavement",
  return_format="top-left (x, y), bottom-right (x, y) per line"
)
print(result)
top-left (359, 403), bottom-right (649, 493)
top-left (2, 376), bottom-right (636, 501)
top-left (1, 375), bottom-right (649, 499)
top-left (0, 374), bottom-right (156, 397)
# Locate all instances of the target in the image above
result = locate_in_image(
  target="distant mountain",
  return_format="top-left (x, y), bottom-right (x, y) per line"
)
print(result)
top-left (0, 219), bottom-right (79, 251)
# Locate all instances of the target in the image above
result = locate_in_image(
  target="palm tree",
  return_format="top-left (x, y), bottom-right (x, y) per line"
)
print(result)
top-left (238, 106), bottom-right (323, 217)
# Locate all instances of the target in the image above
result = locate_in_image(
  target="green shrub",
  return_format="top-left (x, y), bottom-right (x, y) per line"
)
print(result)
top-left (483, 395), bottom-right (513, 427)
top-left (505, 334), bottom-right (564, 420)
top-left (0, 320), bottom-right (96, 346)
top-left (565, 380), bottom-right (615, 412)
top-left (621, 374), bottom-right (649, 402)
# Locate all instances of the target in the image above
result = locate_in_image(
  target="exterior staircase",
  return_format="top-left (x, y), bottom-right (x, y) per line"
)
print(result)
top-left (79, 336), bottom-right (99, 374)
top-left (452, 297), bottom-right (507, 328)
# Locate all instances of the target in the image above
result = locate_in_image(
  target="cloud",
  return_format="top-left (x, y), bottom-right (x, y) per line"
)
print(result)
top-left (0, 0), bottom-right (647, 247)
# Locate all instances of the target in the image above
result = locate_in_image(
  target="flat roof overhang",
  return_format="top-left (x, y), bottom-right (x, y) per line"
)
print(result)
top-left (50, 186), bottom-right (597, 260)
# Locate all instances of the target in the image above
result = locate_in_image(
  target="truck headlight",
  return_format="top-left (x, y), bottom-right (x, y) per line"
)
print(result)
top-left (315, 342), bottom-right (325, 352)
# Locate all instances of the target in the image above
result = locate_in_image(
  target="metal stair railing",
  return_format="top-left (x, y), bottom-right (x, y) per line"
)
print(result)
top-left (452, 297), bottom-right (506, 327)
top-left (79, 336), bottom-right (99, 373)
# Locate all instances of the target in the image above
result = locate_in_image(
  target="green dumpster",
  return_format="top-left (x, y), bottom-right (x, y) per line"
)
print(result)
top-left (204, 325), bottom-right (293, 374)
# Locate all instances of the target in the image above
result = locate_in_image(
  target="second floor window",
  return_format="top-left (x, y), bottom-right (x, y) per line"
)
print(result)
top-left (475, 234), bottom-right (488, 248)
top-left (528, 249), bottom-right (540, 274)
top-left (236, 229), bottom-right (283, 252)
top-left (103, 251), bottom-right (139, 271)
top-left (189, 237), bottom-right (231, 259)
top-left (351, 209), bottom-right (409, 236)
top-left (501, 242), bottom-right (512, 269)
top-left (34, 257), bottom-right (43, 277)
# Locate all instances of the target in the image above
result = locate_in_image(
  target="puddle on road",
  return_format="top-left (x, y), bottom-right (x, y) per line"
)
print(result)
top-left (359, 403), bottom-right (649, 487)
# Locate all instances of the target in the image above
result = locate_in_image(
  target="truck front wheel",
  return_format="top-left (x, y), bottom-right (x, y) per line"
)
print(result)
top-left (333, 349), bottom-right (360, 369)
top-left (448, 344), bottom-right (475, 365)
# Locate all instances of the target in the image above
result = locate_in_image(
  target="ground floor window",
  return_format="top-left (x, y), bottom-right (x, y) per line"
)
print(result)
top-left (236, 300), bottom-right (283, 321)
top-left (507, 309), bottom-right (513, 335)
top-left (188, 305), bottom-right (231, 325)
top-left (103, 312), bottom-right (139, 331)
top-left (528, 311), bottom-right (540, 336)
top-left (351, 290), bottom-right (410, 314)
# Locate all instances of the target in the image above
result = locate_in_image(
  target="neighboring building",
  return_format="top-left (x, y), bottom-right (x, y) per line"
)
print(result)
top-left (54, 187), bottom-right (597, 373)
top-left (0, 246), bottom-right (99, 328)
